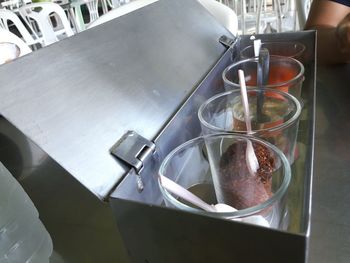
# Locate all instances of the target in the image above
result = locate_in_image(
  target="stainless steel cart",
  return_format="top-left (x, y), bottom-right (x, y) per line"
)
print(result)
top-left (0, 0), bottom-right (315, 262)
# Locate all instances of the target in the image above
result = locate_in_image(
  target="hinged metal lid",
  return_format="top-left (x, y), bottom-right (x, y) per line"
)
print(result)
top-left (0, 0), bottom-right (231, 199)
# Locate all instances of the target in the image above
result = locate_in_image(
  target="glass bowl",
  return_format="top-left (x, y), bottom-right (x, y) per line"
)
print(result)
top-left (158, 134), bottom-right (291, 229)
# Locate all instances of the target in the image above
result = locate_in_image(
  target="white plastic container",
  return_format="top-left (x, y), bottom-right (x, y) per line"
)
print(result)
top-left (0, 162), bottom-right (53, 263)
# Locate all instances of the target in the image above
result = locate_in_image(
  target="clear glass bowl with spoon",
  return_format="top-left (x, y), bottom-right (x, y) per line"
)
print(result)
top-left (222, 55), bottom-right (304, 99)
top-left (198, 88), bottom-right (301, 164)
top-left (158, 134), bottom-right (291, 229)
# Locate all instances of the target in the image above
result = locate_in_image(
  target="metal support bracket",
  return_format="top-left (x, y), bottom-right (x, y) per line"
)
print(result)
top-left (110, 131), bottom-right (156, 192)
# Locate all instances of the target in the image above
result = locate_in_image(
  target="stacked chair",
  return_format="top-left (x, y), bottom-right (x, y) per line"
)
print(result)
top-left (19, 2), bottom-right (74, 46)
top-left (70, 0), bottom-right (100, 31)
top-left (1, 0), bottom-right (244, 53)
top-left (0, 0), bottom-right (75, 48)
top-left (1, 0), bottom-right (21, 12)
top-left (0, 8), bottom-right (41, 48)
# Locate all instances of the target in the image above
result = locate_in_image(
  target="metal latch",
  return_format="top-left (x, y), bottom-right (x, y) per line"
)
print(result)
top-left (110, 131), bottom-right (156, 192)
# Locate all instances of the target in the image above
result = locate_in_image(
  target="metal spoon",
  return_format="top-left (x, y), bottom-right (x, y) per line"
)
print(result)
top-left (238, 70), bottom-right (259, 175)
top-left (257, 48), bottom-right (271, 125)
top-left (260, 48), bottom-right (270, 87)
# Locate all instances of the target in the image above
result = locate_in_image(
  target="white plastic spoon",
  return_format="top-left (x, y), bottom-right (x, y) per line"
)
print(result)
top-left (160, 175), bottom-right (269, 227)
top-left (253, 39), bottom-right (261, 57)
top-left (160, 175), bottom-right (239, 214)
top-left (160, 175), bottom-right (216, 212)
top-left (238, 69), bottom-right (259, 175)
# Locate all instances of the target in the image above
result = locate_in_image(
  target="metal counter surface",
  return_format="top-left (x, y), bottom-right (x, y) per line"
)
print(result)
top-left (309, 64), bottom-right (350, 263)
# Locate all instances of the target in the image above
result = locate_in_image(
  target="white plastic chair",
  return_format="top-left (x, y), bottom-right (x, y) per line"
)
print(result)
top-left (255, 0), bottom-right (283, 33)
top-left (87, 0), bottom-right (157, 29)
top-left (1, 0), bottom-right (21, 12)
top-left (231, 0), bottom-right (302, 34)
top-left (105, 0), bottom-right (120, 9)
top-left (19, 2), bottom-right (74, 46)
top-left (102, 0), bottom-right (131, 13)
top-left (0, 28), bottom-right (32, 60)
top-left (85, 0), bottom-right (99, 22)
top-left (198, 0), bottom-right (238, 36)
top-left (217, 0), bottom-right (235, 10)
top-left (296, 0), bottom-right (312, 29)
top-left (0, 9), bottom-right (40, 47)
top-left (70, 0), bottom-right (100, 31)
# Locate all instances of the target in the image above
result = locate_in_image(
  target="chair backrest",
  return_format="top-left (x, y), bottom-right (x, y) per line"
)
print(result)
top-left (19, 2), bottom-right (74, 46)
top-left (85, 0), bottom-right (99, 23)
top-left (0, 8), bottom-right (38, 46)
top-left (106, 0), bottom-right (120, 9)
top-left (217, 0), bottom-right (235, 10)
top-left (0, 28), bottom-right (32, 58)
top-left (1, 0), bottom-right (21, 11)
top-left (198, 0), bottom-right (238, 36)
top-left (87, 0), bottom-right (158, 29)
top-left (72, 0), bottom-right (100, 26)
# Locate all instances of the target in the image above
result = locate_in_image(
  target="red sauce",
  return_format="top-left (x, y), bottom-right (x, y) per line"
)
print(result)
top-left (246, 64), bottom-right (299, 93)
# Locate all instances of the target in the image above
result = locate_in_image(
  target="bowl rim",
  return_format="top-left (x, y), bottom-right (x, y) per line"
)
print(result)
top-left (222, 55), bottom-right (305, 89)
top-left (198, 88), bottom-right (302, 134)
top-left (240, 41), bottom-right (306, 59)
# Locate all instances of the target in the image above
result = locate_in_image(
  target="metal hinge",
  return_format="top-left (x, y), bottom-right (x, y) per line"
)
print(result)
top-left (219, 35), bottom-right (240, 61)
top-left (219, 35), bottom-right (237, 49)
top-left (110, 131), bottom-right (156, 192)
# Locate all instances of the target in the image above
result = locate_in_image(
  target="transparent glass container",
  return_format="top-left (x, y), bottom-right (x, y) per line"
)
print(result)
top-left (198, 88), bottom-right (301, 164)
top-left (158, 134), bottom-right (291, 229)
top-left (222, 55), bottom-right (304, 99)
